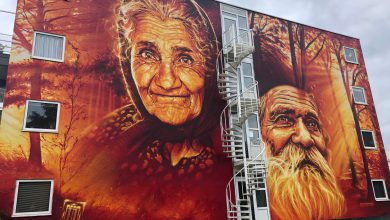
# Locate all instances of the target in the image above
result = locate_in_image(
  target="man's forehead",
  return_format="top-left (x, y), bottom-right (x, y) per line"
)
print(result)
top-left (265, 85), bottom-right (319, 115)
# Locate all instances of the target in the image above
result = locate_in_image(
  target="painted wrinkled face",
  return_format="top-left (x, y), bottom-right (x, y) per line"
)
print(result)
top-left (130, 15), bottom-right (205, 125)
top-left (261, 85), bottom-right (327, 157)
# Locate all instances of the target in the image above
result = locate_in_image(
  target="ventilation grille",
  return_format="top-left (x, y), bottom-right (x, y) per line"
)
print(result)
top-left (61, 199), bottom-right (86, 220)
top-left (15, 181), bottom-right (52, 214)
top-left (32, 32), bottom-right (65, 62)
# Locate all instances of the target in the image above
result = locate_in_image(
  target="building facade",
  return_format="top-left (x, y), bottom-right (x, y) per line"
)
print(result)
top-left (0, 52), bottom-right (9, 121)
top-left (0, 0), bottom-right (389, 219)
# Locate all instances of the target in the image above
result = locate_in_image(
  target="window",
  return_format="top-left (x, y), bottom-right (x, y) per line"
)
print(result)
top-left (255, 189), bottom-right (268, 208)
top-left (22, 100), bottom-right (60, 133)
top-left (352, 86), bottom-right (367, 105)
top-left (344, 46), bottom-right (358, 64)
top-left (371, 179), bottom-right (389, 201)
top-left (361, 130), bottom-right (376, 149)
top-left (0, 102), bottom-right (3, 122)
top-left (12, 180), bottom-right (54, 217)
top-left (0, 88), bottom-right (4, 123)
top-left (221, 4), bottom-right (250, 45)
top-left (32, 32), bottom-right (66, 62)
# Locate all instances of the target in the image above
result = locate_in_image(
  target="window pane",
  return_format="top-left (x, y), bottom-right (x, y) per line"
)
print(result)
top-left (352, 87), bottom-right (366, 104)
top-left (239, 29), bottom-right (249, 43)
top-left (344, 47), bottom-right (357, 63)
top-left (238, 16), bottom-right (248, 29)
top-left (373, 181), bottom-right (387, 199)
top-left (33, 33), bottom-right (64, 61)
top-left (243, 77), bottom-right (253, 88)
top-left (224, 18), bottom-right (236, 44)
top-left (242, 63), bottom-right (252, 77)
top-left (362, 131), bottom-right (375, 148)
top-left (248, 114), bottom-right (258, 128)
top-left (26, 102), bottom-right (58, 130)
top-left (255, 190), bottom-right (268, 207)
top-left (248, 130), bottom-right (259, 141)
top-left (222, 11), bottom-right (236, 18)
top-left (0, 88), bottom-right (4, 102)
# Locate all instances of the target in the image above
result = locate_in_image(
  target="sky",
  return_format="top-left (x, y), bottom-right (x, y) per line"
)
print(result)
top-left (0, 0), bottom-right (389, 151)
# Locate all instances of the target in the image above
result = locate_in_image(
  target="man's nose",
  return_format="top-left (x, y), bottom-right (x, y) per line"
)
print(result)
top-left (155, 60), bottom-right (181, 90)
top-left (291, 118), bottom-right (314, 148)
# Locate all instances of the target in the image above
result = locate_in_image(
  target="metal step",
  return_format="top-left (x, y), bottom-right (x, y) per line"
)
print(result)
top-left (219, 72), bottom-right (238, 79)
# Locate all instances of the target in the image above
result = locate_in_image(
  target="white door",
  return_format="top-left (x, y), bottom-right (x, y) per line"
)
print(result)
top-left (252, 175), bottom-right (270, 220)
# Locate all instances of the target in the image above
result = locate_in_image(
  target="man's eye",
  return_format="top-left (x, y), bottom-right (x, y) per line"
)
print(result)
top-left (306, 119), bottom-right (320, 131)
top-left (178, 55), bottom-right (193, 65)
top-left (275, 115), bottom-right (293, 125)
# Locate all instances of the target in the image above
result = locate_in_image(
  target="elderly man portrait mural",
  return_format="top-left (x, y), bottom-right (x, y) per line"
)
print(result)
top-left (260, 85), bottom-right (345, 220)
top-left (62, 0), bottom-right (230, 219)
top-left (250, 10), bottom-right (372, 220)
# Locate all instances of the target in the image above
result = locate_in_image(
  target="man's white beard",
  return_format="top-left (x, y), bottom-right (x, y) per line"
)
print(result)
top-left (267, 142), bottom-right (345, 220)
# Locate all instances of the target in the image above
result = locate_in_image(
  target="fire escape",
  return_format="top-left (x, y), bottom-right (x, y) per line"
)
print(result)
top-left (217, 26), bottom-right (267, 219)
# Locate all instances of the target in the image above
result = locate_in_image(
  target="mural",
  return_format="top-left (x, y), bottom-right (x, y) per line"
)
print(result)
top-left (0, 0), bottom-right (390, 219)
top-left (250, 12), bottom-right (390, 219)
top-left (0, 0), bottom-right (231, 219)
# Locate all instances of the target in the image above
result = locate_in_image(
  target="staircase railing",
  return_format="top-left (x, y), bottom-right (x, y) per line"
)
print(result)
top-left (217, 23), bottom-right (265, 220)
top-left (226, 144), bottom-right (266, 220)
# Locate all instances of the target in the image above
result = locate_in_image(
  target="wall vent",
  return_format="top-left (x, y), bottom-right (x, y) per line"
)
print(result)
top-left (12, 180), bottom-right (54, 217)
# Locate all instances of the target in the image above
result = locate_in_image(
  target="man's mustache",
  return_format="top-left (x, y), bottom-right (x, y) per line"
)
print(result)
top-left (273, 141), bottom-right (325, 175)
top-left (297, 158), bottom-right (323, 174)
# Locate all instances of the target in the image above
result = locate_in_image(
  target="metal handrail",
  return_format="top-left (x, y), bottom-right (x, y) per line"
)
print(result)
top-left (219, 81), bottom-right (259, 146)
top-left (222, 25), bottom-right (254, 53)
top-left (225, 142), bottom-right (266, 219)
top-left (217, 23), bottom-right (262, 220)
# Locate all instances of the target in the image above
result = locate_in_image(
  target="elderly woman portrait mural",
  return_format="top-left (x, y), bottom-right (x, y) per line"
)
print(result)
top-left (61, 0), bottom-right (230, 219)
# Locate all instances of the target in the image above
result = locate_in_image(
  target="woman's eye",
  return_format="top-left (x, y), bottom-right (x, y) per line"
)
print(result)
top-left (178, 55), bottom-right (193, 65)
top-left (140, 49), bottom-right (156, 60)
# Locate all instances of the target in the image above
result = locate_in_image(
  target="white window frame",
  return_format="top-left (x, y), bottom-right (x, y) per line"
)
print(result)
top-left (361, 129), bottom-right (377, 150)
top-left (352, 86), bottom-right (368, 105)
top-left (32, 31), bottom-right (66, 62)
top-left (22, 100), bottom-right (61, 133)
top-left (371, 179), bottom-right (389, 201)
top-left (343, 46), bottom-right (359, 64)
top-left (12, 179), bottom-right (54, 217)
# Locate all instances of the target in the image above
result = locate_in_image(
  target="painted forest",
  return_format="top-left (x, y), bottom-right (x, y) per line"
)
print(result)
top-left (0, 0), bottom-right (129, 217)
top-left (249, 11), bottom-right (390, 218)
top-left (0, 0), bottom-right (389, 219)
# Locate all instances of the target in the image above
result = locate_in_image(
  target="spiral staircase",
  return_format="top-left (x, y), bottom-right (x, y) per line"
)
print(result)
top-left (217, 26), bottom-right (267, 219)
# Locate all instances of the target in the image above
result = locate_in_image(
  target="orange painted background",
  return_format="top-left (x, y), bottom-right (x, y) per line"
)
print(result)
top-left (250, 11), bottom-right (390, 218)
top-left (0, 0), bottom-right (231, 219)
top-left (0, 0), bottom-right (390, 219)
